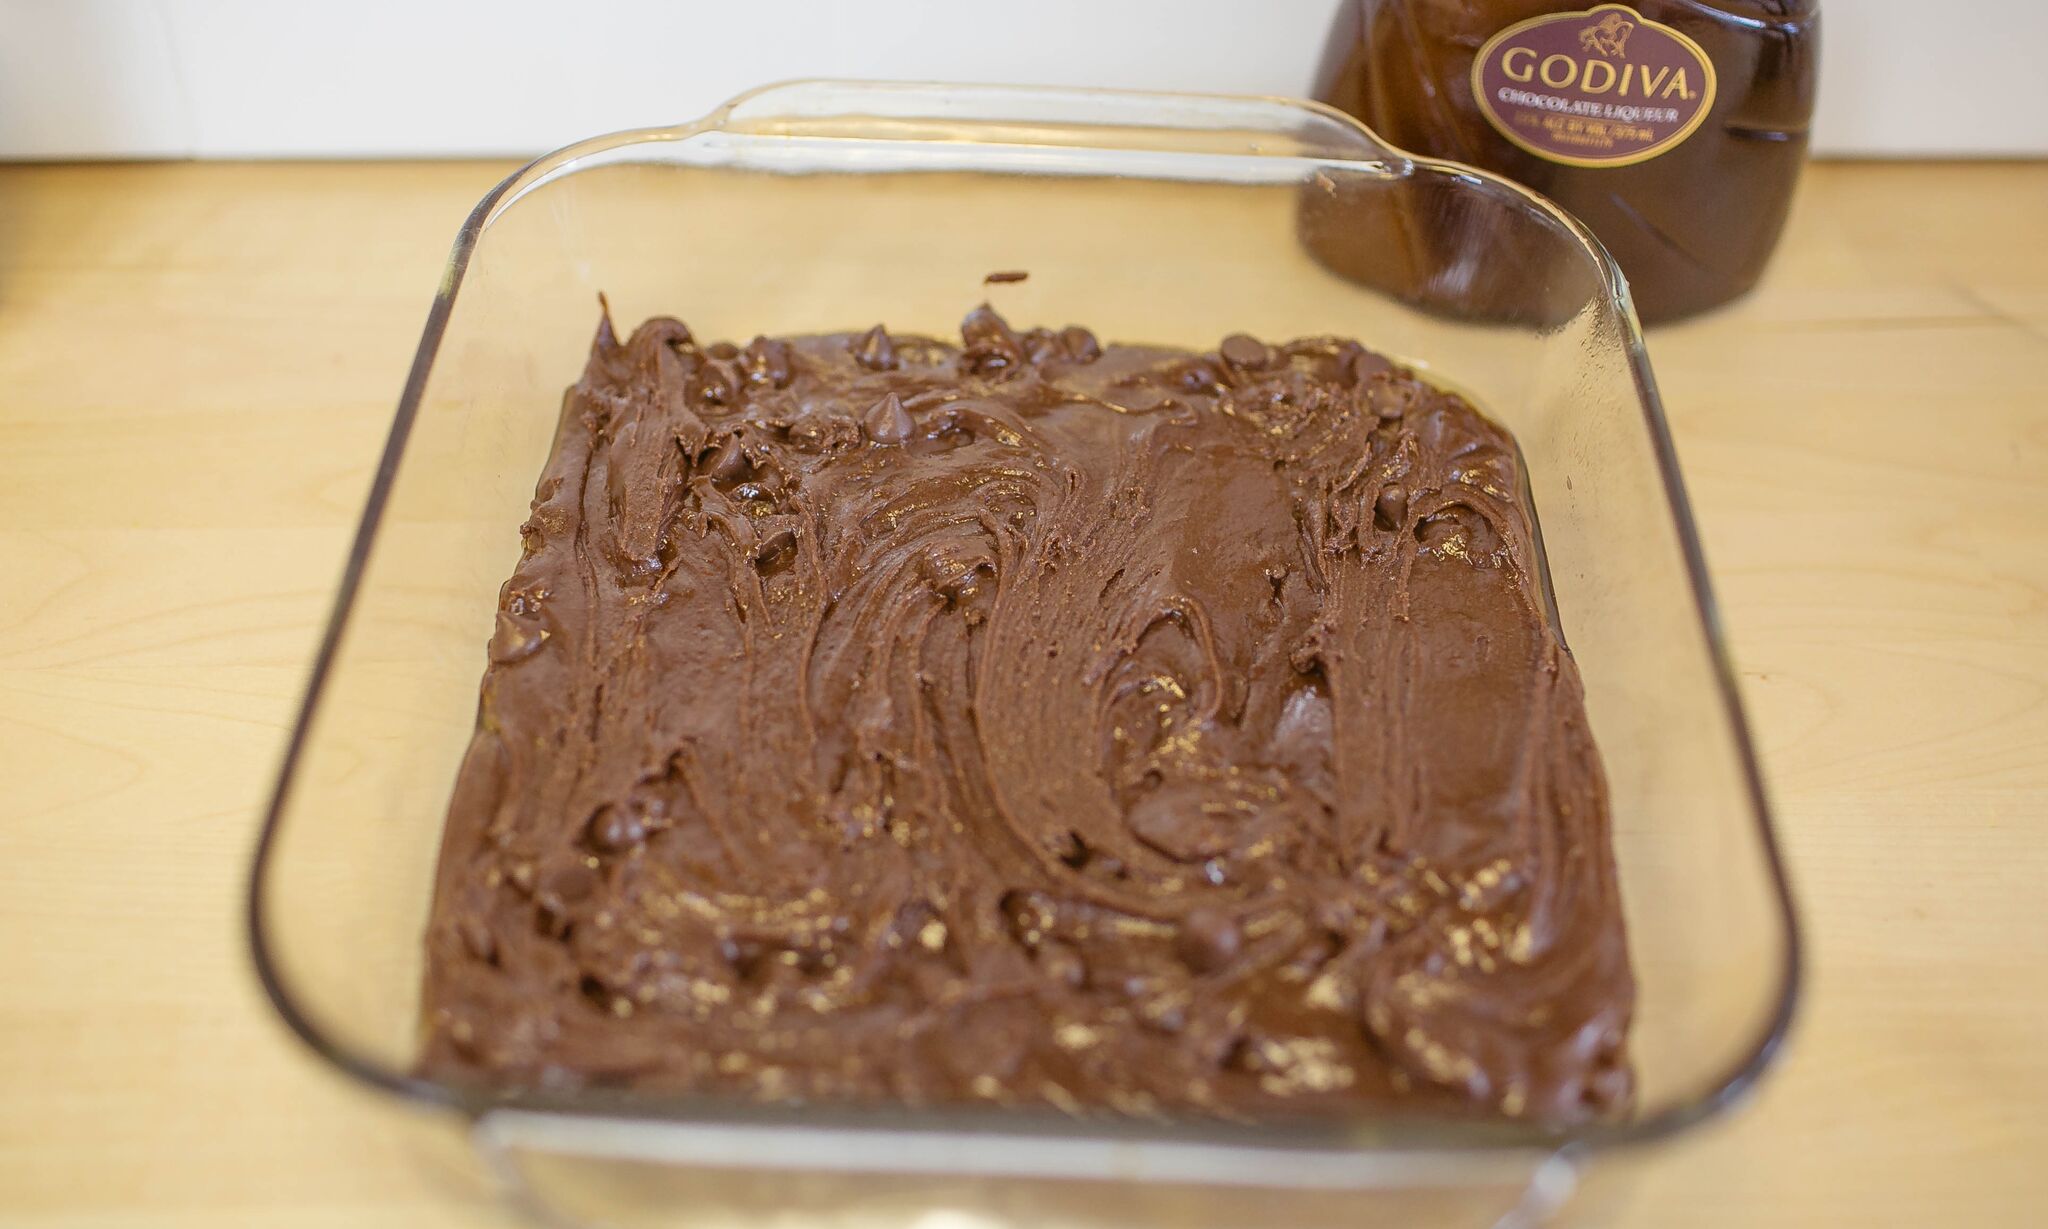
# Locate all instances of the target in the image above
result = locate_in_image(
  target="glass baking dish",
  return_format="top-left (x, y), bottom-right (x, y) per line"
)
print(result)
top-left (248, 80), bottom-right (1799, 1228)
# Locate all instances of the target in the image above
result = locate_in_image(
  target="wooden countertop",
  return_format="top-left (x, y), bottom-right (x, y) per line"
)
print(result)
top-left (1, 160), bottom-right (2043, 1227)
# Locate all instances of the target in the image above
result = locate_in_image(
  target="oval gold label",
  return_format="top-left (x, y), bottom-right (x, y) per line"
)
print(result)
top-left (1471, 4), bottom-right (1718, 169)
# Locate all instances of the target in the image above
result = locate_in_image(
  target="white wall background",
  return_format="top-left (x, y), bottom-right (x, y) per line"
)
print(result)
top-left (4, 0), bottom-right (2044, 160)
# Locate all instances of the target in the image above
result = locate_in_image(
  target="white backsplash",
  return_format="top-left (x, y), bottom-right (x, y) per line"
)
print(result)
top-left (4, 0), bottom-right (2042, 160)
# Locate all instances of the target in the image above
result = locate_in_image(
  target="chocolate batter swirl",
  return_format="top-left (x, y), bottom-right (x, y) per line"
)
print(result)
top-left (419, 306), bottom-right (1634, 1125)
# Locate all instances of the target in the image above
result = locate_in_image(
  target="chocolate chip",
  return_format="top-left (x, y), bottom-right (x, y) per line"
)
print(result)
top-left (753, 524), bottom-right (797, 562)
top-left (706, 341), bottom-right (739, 360)
top-left (692, 359), bottom-right (738, 407)
top-left (587, 806), bottom-right (646, 853)
top-left (852, 324), bottom-right (896, 371)
top-left (862, 392), bottom-right (915, 444)
top-left (1175, 907), bottom-right (1242, 973)
top-left (983, 270), bottom-right (1029, 284)
top-left (1374, 484), bottom-right (1408, 531)
top-left (743, 336), bottom-right (793, 388)
top-left (1416, 502), bottom-right (1500, 558)
top-left (701, 435), bottom-right (750, 483)
top-left (1349, 349), bottom-right (1394, 385)
top-left (960, 304), bottom-right (1025, 373)
top-left (1218, 333), bottom-right (1272, 371)
top-left (999, 889), bottom-right (1057, 946)
top-left (671, 407), bottom-right (710, 459)
top-left (1059, 326), bottom-right (1102, 363)
top-left (1368, 380), bottom-right (1411, 420)
top-left (1177, 361), bottom-right (1224, 392)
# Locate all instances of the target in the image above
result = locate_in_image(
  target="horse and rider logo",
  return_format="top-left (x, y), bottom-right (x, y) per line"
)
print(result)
top-left (1579, 11), bottom-right (1635, 58)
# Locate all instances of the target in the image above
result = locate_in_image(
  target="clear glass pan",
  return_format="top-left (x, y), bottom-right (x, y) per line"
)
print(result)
top-left (248, 80), bottom-right (1799, 1227)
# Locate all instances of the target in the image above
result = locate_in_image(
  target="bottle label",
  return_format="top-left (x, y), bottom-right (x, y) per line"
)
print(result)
top-left (1471, 4), bottom-right (1718, 168)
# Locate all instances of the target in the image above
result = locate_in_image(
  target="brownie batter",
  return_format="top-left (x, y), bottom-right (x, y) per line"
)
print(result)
top-left (419, 306), bottom-right (1634, 1126)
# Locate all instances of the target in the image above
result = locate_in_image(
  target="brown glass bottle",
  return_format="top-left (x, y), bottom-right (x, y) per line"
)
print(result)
top-left (1316, 1), bottom-right (1820, 323)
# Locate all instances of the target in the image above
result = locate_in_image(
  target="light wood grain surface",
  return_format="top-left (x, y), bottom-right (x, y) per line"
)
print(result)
top-left (1, 160), bottom-right (2044, 1227)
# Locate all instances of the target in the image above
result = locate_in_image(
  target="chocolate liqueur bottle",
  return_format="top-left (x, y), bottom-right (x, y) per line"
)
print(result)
top-left (1316, 1), bottom-right (1820, 323)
